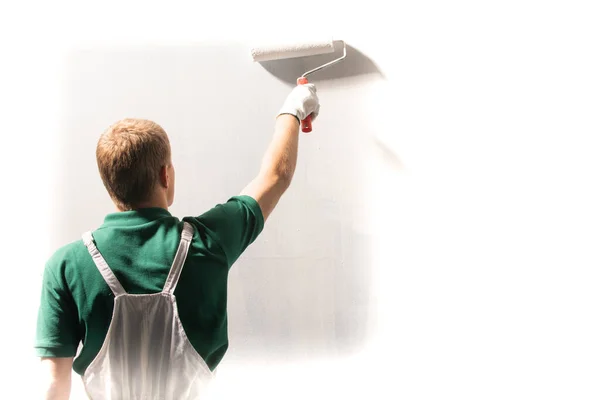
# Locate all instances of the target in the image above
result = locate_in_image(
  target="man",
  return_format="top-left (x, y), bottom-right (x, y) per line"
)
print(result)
top-left (35, 84), bottom-right (320, 399)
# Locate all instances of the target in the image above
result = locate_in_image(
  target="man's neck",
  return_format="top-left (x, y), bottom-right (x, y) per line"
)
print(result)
top-left (116, 198), bottom-right (168, 212)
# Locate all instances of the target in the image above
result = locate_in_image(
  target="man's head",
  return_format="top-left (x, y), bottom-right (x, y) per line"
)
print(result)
top-left (96, 118), bottom-right (175, 211)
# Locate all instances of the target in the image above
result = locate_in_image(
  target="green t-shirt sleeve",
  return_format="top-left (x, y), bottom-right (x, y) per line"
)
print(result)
top-left (192, 195), bottom-right (264, 267)
top-left (34, 260), bottom-right (80, 358)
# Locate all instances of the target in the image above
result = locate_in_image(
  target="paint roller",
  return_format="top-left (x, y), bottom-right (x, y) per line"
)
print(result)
top-left (251, 39), bottom-right (347, 133)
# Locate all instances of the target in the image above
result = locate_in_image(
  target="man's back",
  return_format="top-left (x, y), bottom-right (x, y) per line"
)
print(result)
top-left (35, 196), bottom-right (263, 376)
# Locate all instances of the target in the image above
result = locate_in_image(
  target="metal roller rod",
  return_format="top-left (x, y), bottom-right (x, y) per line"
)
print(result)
top-left (302, 41), bottom-right (347, 78)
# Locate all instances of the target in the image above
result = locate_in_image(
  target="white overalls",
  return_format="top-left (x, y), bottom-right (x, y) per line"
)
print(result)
top-left (81, 222), bottom-right (214, 400)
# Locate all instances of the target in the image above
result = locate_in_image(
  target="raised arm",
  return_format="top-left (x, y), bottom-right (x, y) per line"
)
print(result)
top-left (241, 84), bottom-right (320, 221)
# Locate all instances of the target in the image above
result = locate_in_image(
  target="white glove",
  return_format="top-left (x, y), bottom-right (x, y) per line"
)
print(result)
top-left (278, 83), bottom-right (320, 122)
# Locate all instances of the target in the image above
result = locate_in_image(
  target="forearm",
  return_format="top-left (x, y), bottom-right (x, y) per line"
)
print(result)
top-left (241, 83), bottom-right (318, 220)
top-left (258, 114), bottom-right (300, 185)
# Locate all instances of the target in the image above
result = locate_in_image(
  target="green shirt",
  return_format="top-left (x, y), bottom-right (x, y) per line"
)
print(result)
top-left (35, 195), bottom-right (264, 375)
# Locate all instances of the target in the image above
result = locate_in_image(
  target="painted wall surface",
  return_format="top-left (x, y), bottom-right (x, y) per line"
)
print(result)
top-left (54, 41), bottom-right (379, 377)
top-left (2, 1), bottom-right (600, 399)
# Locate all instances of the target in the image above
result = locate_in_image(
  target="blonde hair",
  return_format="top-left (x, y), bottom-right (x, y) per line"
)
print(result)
top-left (96, 118), bottom-right (171, 211)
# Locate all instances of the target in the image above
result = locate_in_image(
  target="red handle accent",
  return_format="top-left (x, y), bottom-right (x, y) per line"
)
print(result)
top-left (297, 77), bottom-right (312, 133)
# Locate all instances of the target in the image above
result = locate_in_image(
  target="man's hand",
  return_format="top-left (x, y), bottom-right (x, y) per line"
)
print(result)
top-left (40, 357), bottom-right (73, 400)
top-left (278, 83), bottom-right (320, 123)
top-left (242, 84), bottom-right (320, 221)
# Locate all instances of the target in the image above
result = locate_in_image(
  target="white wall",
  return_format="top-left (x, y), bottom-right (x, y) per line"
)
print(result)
top-left (2, 1), bottom-right (599, 399)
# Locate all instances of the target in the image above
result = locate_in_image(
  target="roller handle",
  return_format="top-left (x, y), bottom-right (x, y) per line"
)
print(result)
top-left (297, 77), bottom-right (313, 133)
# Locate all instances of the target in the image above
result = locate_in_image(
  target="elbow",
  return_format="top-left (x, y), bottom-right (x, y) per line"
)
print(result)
top-left (258, 166), bottom-right (294, 191)
top-left (267, 166), bottom-right (294, 189)
top-left (275, 171), bottom-right (294, 189)
top-left (267, 164), bottom-right (294, 188)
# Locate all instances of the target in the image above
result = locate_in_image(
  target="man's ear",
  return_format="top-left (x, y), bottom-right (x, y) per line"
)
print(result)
top-left (159, 165), bottom-right (169, 189)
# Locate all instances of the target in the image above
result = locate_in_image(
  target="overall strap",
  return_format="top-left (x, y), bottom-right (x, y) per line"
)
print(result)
top-left (82, 231), bottom-right (127, 297)
top-left (162, 222), bottom-right (194, 294)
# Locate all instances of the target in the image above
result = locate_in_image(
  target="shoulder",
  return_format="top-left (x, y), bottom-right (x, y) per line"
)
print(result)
top-left (195, 195), bottom-right (263, 225)
top-left (182, 195), bottom-right (264, 240)
top-left (180, 196), bottom-right (264, 264)
top-left (44, 238), bottom-right (88, 283)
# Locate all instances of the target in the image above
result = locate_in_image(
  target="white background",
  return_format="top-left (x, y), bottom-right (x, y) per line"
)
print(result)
top-left (1, 1), bottom-right (599, 399)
